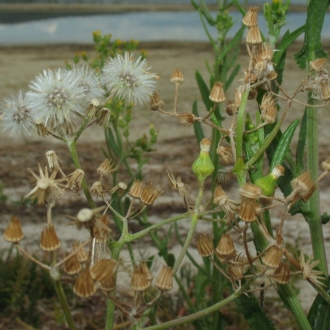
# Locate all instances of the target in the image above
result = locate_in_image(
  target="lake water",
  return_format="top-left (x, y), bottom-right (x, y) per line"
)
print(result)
top-left (0, 11), bottom-right (328, 45)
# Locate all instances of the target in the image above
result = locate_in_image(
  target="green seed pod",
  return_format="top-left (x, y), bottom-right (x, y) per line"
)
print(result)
top-left (192, 138), bottom-right (215, 183)
top-left (255, 165), bottom-right (285, 196)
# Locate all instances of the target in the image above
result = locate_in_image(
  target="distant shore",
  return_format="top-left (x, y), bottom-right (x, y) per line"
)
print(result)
top-left (0, 3), bottom-right (310, 14)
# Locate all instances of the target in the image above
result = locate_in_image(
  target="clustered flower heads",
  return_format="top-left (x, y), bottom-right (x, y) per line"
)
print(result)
top-left (0, 53), bottom-right (158, 136)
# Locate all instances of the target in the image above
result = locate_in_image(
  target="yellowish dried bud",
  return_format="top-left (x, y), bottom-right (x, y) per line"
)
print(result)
top-left (140, 261), bottom-right (153, 282)
top-left (150, 91), bottom-right (164, 111)
top-left (65, 169), bottom-right (85, 192)
top-left (131, 264), bottom-right (151, 292)
top-left (40, 224), bottom-right (61, 251)
top-left (246, 25), bottom-right (262, 45)
top-left (90, 259), bottom-right (118, 283)
top-left (140, 182), bottom-right (163, 205)
top-left (239, 183), bottom-right (262, 199)
top-left (209, 81), bottom-right (226, 103)
top-left (99, 272), bottom-right (117, 292)
top-left (260, 43), bottom-right (274, 62)
top-left (321, 157), bottom-right (330, 172)
top-left (228, 263), bottom-right (244, 281)
top-left (239, 198), bottom-right (258, 223)
top-left (3, 216), bottom-right (24, 243)
top-left (262, 245), bottom-right (284, 268)
top-left (216, 145), bottom-right (232, 163)
top-left (226, 100), bottom-right (238, 116)
top-left (260, 92), bottom-right (278, 124)
top-left (244, 71), bottom-right (258, 84)
top-left (64, 251), bottom-right (81, 275)
top-left (178, 112), bottom-right (197, 126)
top-left (214, 185), bottom-right (239, 224)
top-left (109, 182), bottom-right (127, 197)
top-left (95, 107), bottom-right (111, 126)
top-left (216, 233), bottom-right (235, 258)
top-left (73, 269), bottom-right (96, 298)
top-left (310, 58), bottom-right (328, 72)
top-left (155, 265), bottom-right (173, 291)
top-left (87, 98), bottom-right (100, 117)
top-left (170, 68), bottom-right (184, 85)
top-left (90, 181), bottom-right (105, 198)
top-left (45, 150), bottom-right (62, 173)
top-left (97, 159), bottom-right (119, 177)
top-left (267, 70), bottom-right (277, 81)
top-left (72, 241), bottom-right (88, 263)
top-left (196, 234), bottom-right (214, 257)
top-left (273, 261), bottom-right (290, 284)
top-left (321, 80), bottom-right (330, 100)
top-left (35, 120), bottom-right (49, 137)
top-left (129, 179), bottom-right (143, 199)
top-left (242, 6), bottom-right (259, 27)
top-left (290, 171), bottom-right (316, 203)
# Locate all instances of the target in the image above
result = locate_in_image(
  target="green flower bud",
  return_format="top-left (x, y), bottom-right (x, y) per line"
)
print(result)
top-left (192, 138), bottom-right (215, 183)
top-left (255, 165), bottom-right (285, 196)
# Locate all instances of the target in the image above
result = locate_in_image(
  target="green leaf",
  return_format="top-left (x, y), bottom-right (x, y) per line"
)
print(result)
top-left (195, 70), bottom-right (212, 111)
top-left (225, 64), bottom-right (241, 91)
top-left (308, 276), bottom-right (330, 329)
top-left (270, 119), bottom-right (300, 170)
top-left (192, 101), bottom-right (205, 143)
top-left (235, 293), bottom-right (276, 330)
top-left (195, 269), bottom-right (209, 306)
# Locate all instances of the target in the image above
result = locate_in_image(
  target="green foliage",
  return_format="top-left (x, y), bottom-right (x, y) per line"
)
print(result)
top-left (0, 247), bottom-right (55, 327)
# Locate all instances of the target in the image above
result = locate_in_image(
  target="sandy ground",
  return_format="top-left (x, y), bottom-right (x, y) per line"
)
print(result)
top-left (1, 41), bottom-right (330, 328)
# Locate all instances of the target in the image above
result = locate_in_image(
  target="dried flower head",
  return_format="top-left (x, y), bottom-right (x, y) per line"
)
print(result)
top-left (246, 25), bottom-right (262, 45)
top-left (242, 6), bottom-right (259, 27)
top-left (140, 261), bottom-right (153, 282)
top-left (225, 100), bottom-right (238, 116)
top-left (209, 81), bottom-right (226, 103)
top-left (99, 272), bottom-right (117, 292)
top-left (155, 265), bottom-right (173, 291)
top-left (288, 171), bottom-right (316, 204)
top-left (260, 92), bottom-right (278, 124)
top-left (260, 43), bottom-right (274, 62)
top-left (262, 245), bottom-right (284, 268)
top-left (73, 269), bottom-right (97, 298)
top-left (216, 233), bottom-right (236, 259)
top-left (87, 98), bottom-right (101, 118)
top-left (97, 159), bottom-right (119, 178)
top-left (239, 198), bottom-right (258, 223)
top-left (109, 182), bottom-right (127, 197)
top-left (64, 251), bottom-right (81, 275)
top-left (272, 261), bottom-right (290, 284)
top-left (45, 150), bottom-right (63, 174)
top-left (216, 145), bottom-right (233, 163)
top-left (321, 157), bottom-right (330, 172)
top-left (228, 254), bottom-right (246, 281)
top-left (239, 183), bottom-right (262, 199)
top-left (170, 68), bottom-right (184, 85)
top-left (40, 224), bottom-right (61, 251)
top-left (102, 52), bottom-right (158, 105)
top-left (65, 169), bottom-right (85, 192)
top-left (25, 164), bottom-right (65, 205)
top-left (93, 214), bottom-right (112, 242)
top-left (177, 112), bottom-right (198, 128)
top-left (3, 216), bottom-right (24, 243)
top-left (213, 185), bottom-right (239, 224)
top-left (129, 179), bottom-right (143, 199)
top-left (150, 91), bottom-right (164, 111)
top-left (72, 241), bottom-right (88, 263)
top-left (320, 80), bottom-right (330, 100)
top-left (166, 171), bottom-right (190, 207)
top-left (90, 181), bottom-right (106, 198)
top-left (310, 58), bottom-right (328, 72)
top-left (196, 234), bottom-right (214, 257)
top-left (1, 91), bottom-right (35, 137)
top-left (26, 68), bottom-right (86, 129)
top-left (131, 264), bottom-right (151, 292)
top-left (95, 107), bottom-right (111, 126)
top-left (140, 182), bottom-right (163, 205)
top-left (300, 252), bottom-right (326, 286)
top-left (90, 259), bottom-right (118, 283)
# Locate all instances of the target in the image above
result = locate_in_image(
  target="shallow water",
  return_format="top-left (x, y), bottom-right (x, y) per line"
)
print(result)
top-left (0, 11), bottom-right (325, 45)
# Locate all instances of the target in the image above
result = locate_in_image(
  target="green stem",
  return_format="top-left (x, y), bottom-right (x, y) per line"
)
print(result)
top-left (172, 183), bottom-right (204, 274)
top-left (54, 280), bottom-right (77, 330)
top-left (66, 139), bottom-right (96, 209)
top-left (277, 284), bottom-right (312, 330)
top-left (143, 278), bottom-right (254, 330)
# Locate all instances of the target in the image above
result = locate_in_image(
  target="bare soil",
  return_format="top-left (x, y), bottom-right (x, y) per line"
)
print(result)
top-left (1, 41), bottom-right (330, 329)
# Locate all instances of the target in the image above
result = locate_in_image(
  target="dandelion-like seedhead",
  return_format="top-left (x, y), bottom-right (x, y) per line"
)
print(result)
top-left (101, 52), bottom-right (157, 105)
top-left (71, 65), bottom-right (105, 104)
top-left (1, 91), bottom-right (35, 136)
top-left (26, 68), bottom-right (87, 129)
